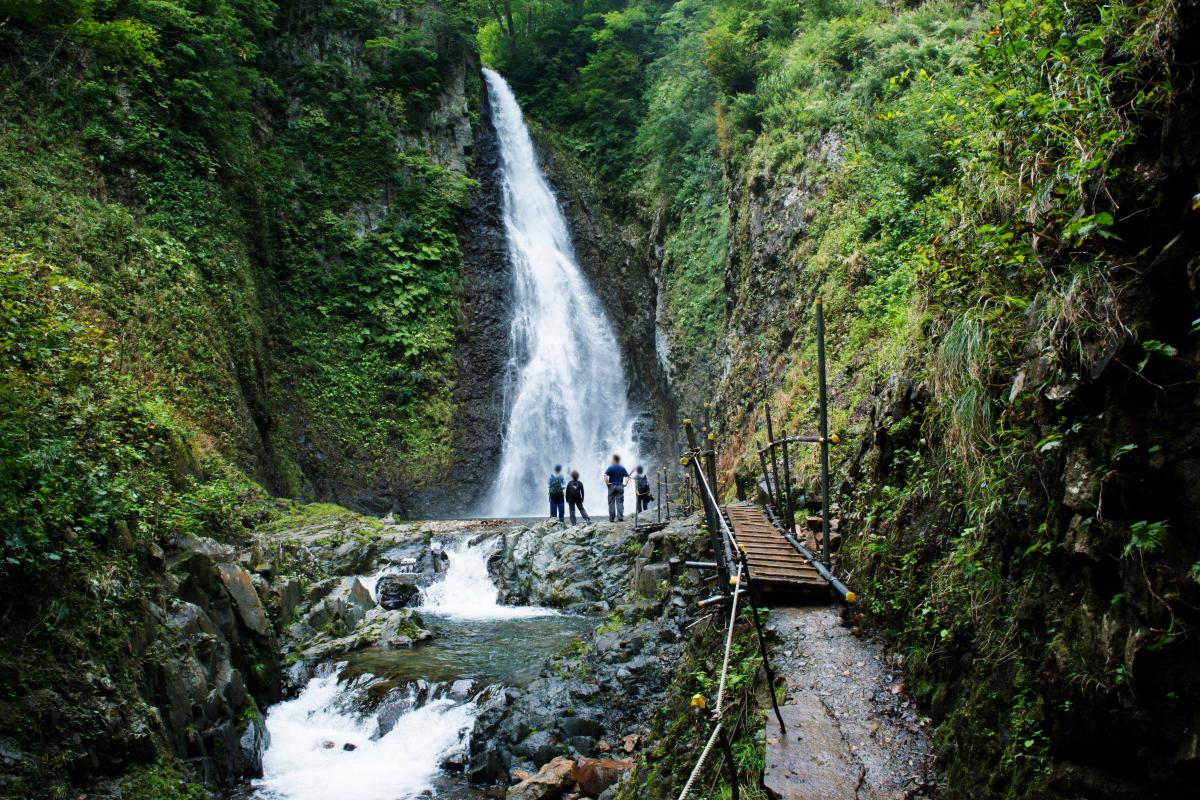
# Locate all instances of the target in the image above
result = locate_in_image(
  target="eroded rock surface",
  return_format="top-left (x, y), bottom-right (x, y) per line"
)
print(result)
top-left (766, 606), bottom-right (940, 799)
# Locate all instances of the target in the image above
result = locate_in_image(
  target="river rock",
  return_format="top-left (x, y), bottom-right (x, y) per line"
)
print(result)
top-left (239, 705), bottom-right (270, 776)
top-left (217, 563), bottom-right (271, 636)
top-left (379, 608), bottom-right (428, 648)
top-left (634, 561), bottom-right (670, 598)
top-left (376, 574), bottom-right (423, 609)
top-left (516, 730), bottom-right (562, 764)
top-left (299, 607), bottom-right (430, 658)
top-left (506, 756), bottom-right (575, 800)
top-left (572, 757), bottom-right (633, 796)
top-left (469, 515), bottom-right (711, 785)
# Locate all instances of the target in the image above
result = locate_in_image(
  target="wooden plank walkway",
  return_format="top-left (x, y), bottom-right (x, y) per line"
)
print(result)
top-left (724, 502), bottom-right (828, 590)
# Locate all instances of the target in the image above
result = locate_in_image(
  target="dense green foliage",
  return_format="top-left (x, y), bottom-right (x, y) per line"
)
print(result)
top-left (0, 1), bottom-right (483, 793)
top-left (484, 0), bottom-right (1195, 795)
top-left (0, 0), bottom-right (482, 508)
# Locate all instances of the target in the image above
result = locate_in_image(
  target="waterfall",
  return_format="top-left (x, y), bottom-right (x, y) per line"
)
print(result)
top-left (420, 538), bottom-right (555, 620)
top-left (482, 69), bottom-right (638, 517)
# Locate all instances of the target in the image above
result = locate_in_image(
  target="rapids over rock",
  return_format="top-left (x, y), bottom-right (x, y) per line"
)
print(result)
top-left (236, 512), bottom-right (715, 800)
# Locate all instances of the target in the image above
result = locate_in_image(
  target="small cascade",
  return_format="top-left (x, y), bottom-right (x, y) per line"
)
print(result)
top-left (482, 68), bottom-right (639, 516)
top-left (252, 670), bottom-right (476, 800)
top-left (420, 537), bottom-right (556, 620)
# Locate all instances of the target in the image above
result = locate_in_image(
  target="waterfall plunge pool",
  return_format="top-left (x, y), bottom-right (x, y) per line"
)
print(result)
top-left (247, 531), bottom-right (595, 800)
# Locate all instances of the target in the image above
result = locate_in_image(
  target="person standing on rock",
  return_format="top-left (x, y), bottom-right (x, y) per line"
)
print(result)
top-left (565, 470), bottom-right (590, 525)
top-left (634, 465), bottom-right (654, 513)
top-left (603, 454), bottom-right (630, 522)
top-left (548, 464), bottom-right (566, 522)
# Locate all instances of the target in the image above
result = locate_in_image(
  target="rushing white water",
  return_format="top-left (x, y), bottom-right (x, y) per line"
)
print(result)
top-left (254, 535), bottom-right (564, 799)
top-left (253, 673), bottom-right (475, 800)
top-left (482, 69), bottom-right (639, 516)
top-left (421, 538), bottom-right (556, 619)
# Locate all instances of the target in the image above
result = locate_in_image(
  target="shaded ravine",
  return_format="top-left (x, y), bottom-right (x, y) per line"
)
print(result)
top-left (248, 531), bottom-right (590, 800)
top-left (482, 69), bottom-right (641, 517)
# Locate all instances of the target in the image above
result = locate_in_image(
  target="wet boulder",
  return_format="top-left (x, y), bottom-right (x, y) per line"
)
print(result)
top-left (515, 730), bottom-right (563, 765)
top-left (506, 756), bottom-right (575, 800)
top-left (216, 563), bottom-right (271, 637)
top-left (375, 574), bottom-right (423, 609)
top-left (298, 607), bottom-right (430, 659)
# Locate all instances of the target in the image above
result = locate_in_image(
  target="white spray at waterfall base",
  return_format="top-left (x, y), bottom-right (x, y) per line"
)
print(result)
top-left (482, 69), bottom-right (639, 516)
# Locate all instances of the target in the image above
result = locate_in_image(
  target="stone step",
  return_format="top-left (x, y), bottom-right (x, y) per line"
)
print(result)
top-left (764, 693), bottom-right (863, 800)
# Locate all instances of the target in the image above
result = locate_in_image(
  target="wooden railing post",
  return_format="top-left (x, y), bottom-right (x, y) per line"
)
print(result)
top-left (765, 405), bottom-right (782, 516)
top-left (684, 417), bottom-right (728, 586)
top-left (758, 447), bottom-right (775, 508)
top-left (780, 427), bottom-right (795, 534)
top-left (815, 298), bottom-right (832, 566)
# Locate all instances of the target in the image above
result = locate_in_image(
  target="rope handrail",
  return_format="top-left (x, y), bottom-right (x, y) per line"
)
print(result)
top-left (676, 534), bottom-right (746, 800)
top-left (676, 559), bottom-right (744, 800)
top-left (677, 722), bottom-right (722, 799)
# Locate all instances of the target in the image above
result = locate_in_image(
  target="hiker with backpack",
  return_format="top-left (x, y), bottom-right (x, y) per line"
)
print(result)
top-left (634, 465), bottom-right (654, 513)
top-left (603, 454), bottom-right (630, 522)
top-left (548, 465), bottom-right (566, 522)
top-left (565, 470), bottom-right (589, 525)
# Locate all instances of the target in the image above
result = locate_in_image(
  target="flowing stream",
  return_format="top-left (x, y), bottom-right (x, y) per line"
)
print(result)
top-left (251, 532), bottom-right (590, 800)
top-left (249, 68), bottom-right (625, 799)
top-left (482, 69), bottom-right (638, 516)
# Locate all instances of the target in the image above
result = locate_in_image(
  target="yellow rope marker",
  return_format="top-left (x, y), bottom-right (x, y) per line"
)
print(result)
top-left (707, 433), bottom-right (714, 441)
top-left (830, 433), bottom-right (841, 445)
top-left (682, 418), bottom-right (693, 426)
top-left (704, 402), bottom-right (711, 409)
top-left (690, 694), bottom-right (707, 710)
top-left (729, 575), bottom-right (739, 587)
top-left (845, 591), bottom-right (857, 603)
top-left (680, 457), bottom-right (690, 466)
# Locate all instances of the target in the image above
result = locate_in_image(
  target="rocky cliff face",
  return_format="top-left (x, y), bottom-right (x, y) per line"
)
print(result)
top-left (693, 5), bottom-right (1200, 795)
top-left (437, 86), bottom-right (512, 514)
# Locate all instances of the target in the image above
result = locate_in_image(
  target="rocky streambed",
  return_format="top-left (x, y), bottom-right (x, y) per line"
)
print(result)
top-left (205, 508), bottom-right (716, 800)
top-left (109, 499), bottom-right (940, 800)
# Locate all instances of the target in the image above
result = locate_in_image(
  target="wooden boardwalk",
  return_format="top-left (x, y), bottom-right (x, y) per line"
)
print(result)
top-left (724, 502), bottom-right (828, 590)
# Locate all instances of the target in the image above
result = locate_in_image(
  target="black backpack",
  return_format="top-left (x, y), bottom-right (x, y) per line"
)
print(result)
top-left (635, 474), bottom-right (651, 495)
top-left (549, 474), bottom-right (565, 498)
top-left (566, 480), bottom-right (583, 502)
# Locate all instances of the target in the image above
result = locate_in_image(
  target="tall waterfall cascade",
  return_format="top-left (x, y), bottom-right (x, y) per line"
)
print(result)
top-left (482, 69), bottom-right (639, 516)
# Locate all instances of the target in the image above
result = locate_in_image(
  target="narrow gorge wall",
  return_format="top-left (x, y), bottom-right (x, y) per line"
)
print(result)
top-left (696, 2), bottom-right (1200, 796)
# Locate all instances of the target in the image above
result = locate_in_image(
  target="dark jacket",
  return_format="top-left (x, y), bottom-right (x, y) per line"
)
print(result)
top-left (565, 479), bottom-right (585, 503)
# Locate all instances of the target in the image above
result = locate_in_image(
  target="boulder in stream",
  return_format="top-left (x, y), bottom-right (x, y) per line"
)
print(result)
top-left (376, 574), bottom-right (423, 609)
top-left (506, 756), bottom-right (575, 800)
